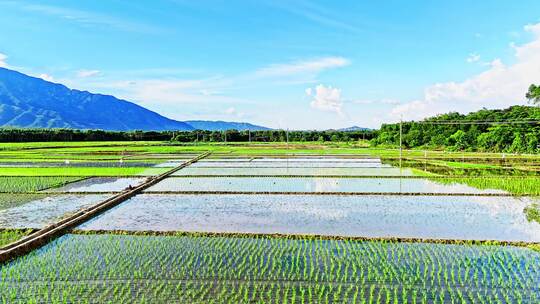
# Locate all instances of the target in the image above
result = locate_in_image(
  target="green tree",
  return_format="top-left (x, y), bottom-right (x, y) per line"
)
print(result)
top-left (526, 84), bottom-right (540, 105)
top-left (447, 130), bottom-right (467, 150)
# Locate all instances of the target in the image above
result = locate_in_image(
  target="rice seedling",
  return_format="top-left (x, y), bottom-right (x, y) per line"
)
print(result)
top-left (0, 176), bottom-right (83, 192)
top-left (0, 229), bottom-right (34, 248)
top-left (432, 177), bottom-right (540, 195)
top-left (0, 233), bottom-right (538, 303)
top-left (0, 167), bottom-right (168, 176)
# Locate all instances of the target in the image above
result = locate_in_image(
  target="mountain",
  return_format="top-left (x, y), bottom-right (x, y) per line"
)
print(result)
top-left (338, 126), bottom-right (372, 131)
top-left (0, 67), bottom-right (271, 131)
top-left (185, 120), bottom-right (271, 131)
top-left (0, 68), bottom-right (193, 131)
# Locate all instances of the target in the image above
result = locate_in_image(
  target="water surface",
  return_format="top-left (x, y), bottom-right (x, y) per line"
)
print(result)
top-left (0, 194), bottom-right (109, 228)
top-left (50, 177), bottom-right (146, 192)
top-left (147, 177), bottom-right (506, 194)
top-left (79, 194), bottom-right (540, 242)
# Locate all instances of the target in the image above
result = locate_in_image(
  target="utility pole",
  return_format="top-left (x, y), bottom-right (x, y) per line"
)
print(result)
top-left (223, 130), bottom-right (227, 143)
top-left (248, 130), bottom-right (251, 143)
top-left (399, 115), bottom-right (403, 170)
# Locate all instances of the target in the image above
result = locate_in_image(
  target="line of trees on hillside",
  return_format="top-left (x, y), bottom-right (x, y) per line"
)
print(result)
top-left (371, 105), bottom-right (540, 153)
top-left (0, 128), bottom-right (376, 143)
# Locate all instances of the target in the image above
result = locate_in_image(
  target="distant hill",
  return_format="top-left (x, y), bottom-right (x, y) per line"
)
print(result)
top-left (185, 120), bottom-right (271, 131)
top-left (337, 126), bottom-right (372, 131)
top-left (0, 68), bottom-right (270, 131)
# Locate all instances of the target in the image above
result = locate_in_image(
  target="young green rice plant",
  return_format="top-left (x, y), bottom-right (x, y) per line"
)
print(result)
top-left (0, 176), bottom-right (82, 192)
top-left (432, 177), bottom-right (540, 195)
top-left (0, 233), bottom-right (538, 302)
top-left (0, 167), bottom-right (168, 177)
top-left (0, 229), bottom-right (34, 248)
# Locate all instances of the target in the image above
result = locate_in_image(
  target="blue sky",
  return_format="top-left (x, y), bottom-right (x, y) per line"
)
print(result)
top-left (1, 1), bottom-right (540, 129)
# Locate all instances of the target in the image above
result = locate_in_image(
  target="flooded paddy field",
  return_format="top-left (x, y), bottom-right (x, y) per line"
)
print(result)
top-left (146, 176), bottom-right (507, 194)
top-left (1, 234), bottom-right (539, 303)
top-left (1, 143), bottom-right (540, 302)
top-left (79, 194), bottom-right (540, 242)
top-left (0, 194), bottom-right (110, 229)
top-left (48, 177), bottom-right (147, 193)
top-left (172, 166), bottom-right (414, 176)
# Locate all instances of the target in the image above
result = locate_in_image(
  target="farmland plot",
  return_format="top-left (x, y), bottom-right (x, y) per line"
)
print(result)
top-left (1, 146), bottom-right (539, 303)
top-left (1, 234), bottom-right (539, 303)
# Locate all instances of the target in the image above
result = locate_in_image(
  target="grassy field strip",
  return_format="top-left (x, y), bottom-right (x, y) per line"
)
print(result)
top-left (139, 190), bottom-right (520, 196)
top-left (0, 152), bottom-right (211, 263)
top-left (0, 176), bottom-right (86, 193)
top-left (70, 229), bottom-right (540, 251)
top-left (0, 167), bottom-right (169, 176)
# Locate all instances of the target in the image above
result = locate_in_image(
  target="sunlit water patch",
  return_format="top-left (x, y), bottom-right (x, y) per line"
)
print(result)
top-left (79, 194), bottom-right (540, 241)
top-left (146, 177), bottom-right (507, 194)
top-left (49, 177), bottom-right (146, 192)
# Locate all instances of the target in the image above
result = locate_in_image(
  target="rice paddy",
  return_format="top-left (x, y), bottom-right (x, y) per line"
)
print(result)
top-left (0, 176), bottom-right (83, 192)
top-left (1, 234), bottom-right (539, 303)
top-left (0, 141), bottom-right (539, 302)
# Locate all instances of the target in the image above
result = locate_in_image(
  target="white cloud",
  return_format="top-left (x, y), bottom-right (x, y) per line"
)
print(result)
top-left (352, 98), bottom-right (400, 105)
top-left (391, 22), bottom-right (540, 121)
top-left (0, 53), bottom-right (7, 67)
top-left (255, 57), bottom-right (349, 77)
top-left (38, 74), bottom-right (54, 82)
top-left (20, 4), bottom-right (164, 34)
top-left (307, 84), bottom-right (343, 115)
top-left (76, 69), bottom-right (100, 78)
top-left (223, 107), bottom-right (247, 118)
top-left (466, 53), bottom-right (480, 63)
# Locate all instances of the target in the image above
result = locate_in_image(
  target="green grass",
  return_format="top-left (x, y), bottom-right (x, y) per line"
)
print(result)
top-left (432, 160), bottom-right (502, 169)
top-left (1, 233), bottom-right (538, 303)
top-left (0, 167), bottom-right (169, 177)
top-left (0, 229), bottom-right (34, 248)
top-left (0, 176), bottom-right (83, 192)
top-left (2, 141), bottom-right (539, 160)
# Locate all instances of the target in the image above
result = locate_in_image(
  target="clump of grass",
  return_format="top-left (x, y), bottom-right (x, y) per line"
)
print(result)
top-left (524, 204), bottom-right (540, 224)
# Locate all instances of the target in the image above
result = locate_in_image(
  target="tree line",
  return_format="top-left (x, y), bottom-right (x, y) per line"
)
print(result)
top-left (0, 128), bottom-right (376, 143)
top-left (371, 105), bottom-right (540, 153)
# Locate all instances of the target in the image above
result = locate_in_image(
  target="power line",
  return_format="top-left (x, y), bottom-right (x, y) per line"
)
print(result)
top-left (400, 120), bottom-right (540, 125)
